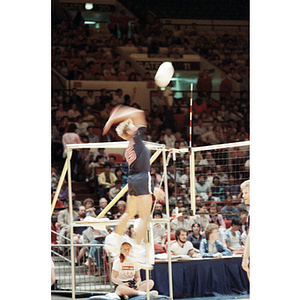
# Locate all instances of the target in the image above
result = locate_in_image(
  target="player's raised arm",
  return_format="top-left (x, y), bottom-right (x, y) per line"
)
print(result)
top-left (103, 105), bottom-right (146, 135)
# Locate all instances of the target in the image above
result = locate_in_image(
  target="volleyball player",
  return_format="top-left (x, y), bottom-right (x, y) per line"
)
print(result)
top-left (102, 105), bottom-right (154, 268)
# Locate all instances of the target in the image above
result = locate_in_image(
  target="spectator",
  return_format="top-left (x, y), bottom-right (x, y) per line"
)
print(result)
top-left (224, 174), bottom-right (241, 199)
top-left (115, 167), bottom-right (127, 188)
top-left (153, 202), bottom-right (167, 219)
top-left (111, 241), bottom-right (158, 298)
top-left (73, 205), bottom-right (88, 264)
top-left (164, 128), bottom-right (176, 148)
top-left (193, 118), bottom-right (208, 144)
top-left (208, 203), bottom-right (226, 229)
top-left (179, 166), bottom-right (192, 190)
top-left (116, 200), bottom-right (126, 218)
top-left (210, 217), bottom-right (226, 246)
top-left (83, 198), bottom-right (96, 217)
top-left (109, 179), bottom-right (124, 201)
top-left (57, 199), bottom-right (78, 247)
top-left (86, 154), bottom-right (105, 183)
top-left (152, 210), bottom-right (166, 247)
top-left (170, 208), bottom-right (190, 232)
top-left (112, 89), bottom-right (124, 106)
top-left (98, 163), bottom-right (117, 199)
top-left (187, 223), bottom-right (204, 250)
top-left (224, 217), bottom-right (244, 253)
top-left (196, 69), bottom-right (212, 98)
top-left (170, 228), bottom-right (201, 258)
top-left (55, 103), bottom-right (68, 122)
top-left (198, 151), bottom-right (216, 169)
top-left (166, 164), bottom-right (181, 184)
top-left (199, 223), bottom-right (231, 258)
top-left (200, 125), bottom-right (224, 145)
top-left (195, 202), bottom-right (209, 231)
top-left (86, 126), bottom-right (99, 143)
top-left (83, 220), bottom-right (109, 277)
top-left (68, 103), bottom-right (81, 121)
top-left (219, 72), bottom-right (233, 102)
top-left (96, 197), bottom-right (112, 219)
top-left (62, 123), bottom-right (82, 177)
top-left (214, 165), bottom-right (229, 186)
top-left (75, 116), bottom-right (89, 136)
top-left (86, 90), bottom-right (95, 106)
top-left (195, 175), bottom-right (212, 201)
top-left (193, 94), bottom-right (207, 119)
top-left (220, 196), bottom-right (239, 220)
top-left (210, 176), bottom-right (225, 201)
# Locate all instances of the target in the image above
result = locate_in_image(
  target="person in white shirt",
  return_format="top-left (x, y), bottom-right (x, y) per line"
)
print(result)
top-left (111, 241), bottom-right (158, 299)
top-left (163, 128), bottom-right (176, 147)
top-left (170, 228), bottom-right (201, 258)
top-left (75, 116), bottom-right (89, 136)
top-left (224, 217), bottom-right (244, 253)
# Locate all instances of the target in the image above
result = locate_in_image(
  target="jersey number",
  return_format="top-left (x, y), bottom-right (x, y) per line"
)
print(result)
top-left (125, 146), bottom-right (137, 165)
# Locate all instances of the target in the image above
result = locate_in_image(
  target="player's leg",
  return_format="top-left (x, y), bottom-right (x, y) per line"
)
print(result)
top-left (114, 195), bottom-right (138, 236)
top-left (105, 195), bottom-right (137, 254)
top-left (135, 194), bottom-right (152, 245)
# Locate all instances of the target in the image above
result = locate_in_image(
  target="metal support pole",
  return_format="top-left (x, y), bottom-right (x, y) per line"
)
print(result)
top-left (163, 150), bottom-right (173, 300)
top-left (66, 147), bottom-right (76, 300)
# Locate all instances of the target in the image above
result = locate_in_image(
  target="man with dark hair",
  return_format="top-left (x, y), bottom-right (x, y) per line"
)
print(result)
top-left (224, 217), bottom-right (244, 253)
top-left (170, 228), bottom-right (200, 258)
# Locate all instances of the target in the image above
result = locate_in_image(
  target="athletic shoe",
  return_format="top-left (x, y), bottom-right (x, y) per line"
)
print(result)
top-left (149, 290), bottom-right (159, 297)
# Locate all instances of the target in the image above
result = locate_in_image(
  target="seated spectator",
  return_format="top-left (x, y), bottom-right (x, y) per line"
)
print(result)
top-left (214, 165), bottom-right (229, 186)
top-left (153, 202), bottom-right (167, 220)
top-left (170, 228), bottom-right (201, 258)
top-left (73, 205), bottom-right (88, 263)
top-left (210, 176), bottom-right (225, 201)
top-left (111, 241), bottom-right (158, 298)
top-left (164, 128), bottom-right (176, 148)
top-left (83, 220), bottom-right (109, 276)
top-left (210, 217), bottom-right (226, 246)
top-left (224, 174), bottom-right (241, 199)
top-left (194, 118), bottom-right (208, 143)
top-left (86, 154), bottom-right (105, 183)
top-left (109, 155), bottom-right (120, 173)
top-left (152, 210), bottom-right (166, 247)
top-left (220, 196), bottom-right (239, 220)
top-left (150, 166), bottom-right (162, 186)
top-left (200, 125), bottom-right (224, 145)
top-left (177, 187), bottom-right (190, 206)
top-left (83, 198), bottom-right (96, 217)
top-left (187, 223), bottom-right (204, 250)
top-left (171, 200), bottom-right (187, 216)
top-left (198, 151), bottom-right (216, 169)
top-left (224, 217), bottom-right (244, 253)
top-left (195, 175), bottom-right (212, 201)
top-left (115, 167), bottom-right (127, 188)
top-left (166, 164), bottom-right (181, 184)
top-left (190, 202), bottom-right (209, 232)
top-left (68, 103), bottom-right (81, 121)
top-left (116, 200), bottom-right (126, 218)
top-left (75, 116), bottom-right (89, 136)
top-left (111, 88), bottom-right (124, 106)
top-left (170, 208), bottom-right (190, 232)
top-left (109, 179), bottom-right (124, 201)
top-left (98, 163), bottom-right (117, 199)
top-left (86, 126), bottom-right (99, 143)
top-left (96, 197), bottom-right (112, 219)
top-left (55, 103), bottom-right (68, 122)
top-left (57, 199), bottom-right (78, 247)
top-left (208, 203), bottom-right (226, 229)
top-left (199, 223), bottom-right (231, 258)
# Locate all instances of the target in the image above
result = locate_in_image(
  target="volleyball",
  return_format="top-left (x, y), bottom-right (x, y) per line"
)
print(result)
top-left (154, 62), bottom-right (174, 88)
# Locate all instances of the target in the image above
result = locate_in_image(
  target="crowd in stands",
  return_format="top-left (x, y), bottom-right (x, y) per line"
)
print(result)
top-left (52, 9), bottom-right (249, 86)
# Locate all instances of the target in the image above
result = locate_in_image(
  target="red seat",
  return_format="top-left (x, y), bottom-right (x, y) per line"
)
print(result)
top-left (164, 231), bottom-right (176, 244)
top-left (154, 243), bottom-right (166, 254)
top-left (225, 220), bottom-right (232, 228)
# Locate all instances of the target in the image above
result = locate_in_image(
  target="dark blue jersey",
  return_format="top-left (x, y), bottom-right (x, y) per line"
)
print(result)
top-left (125, 126), bottom-right (150, 174)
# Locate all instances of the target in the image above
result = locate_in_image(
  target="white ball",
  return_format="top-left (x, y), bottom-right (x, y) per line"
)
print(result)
top-left (154, 62), bottom-right (174, 88)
